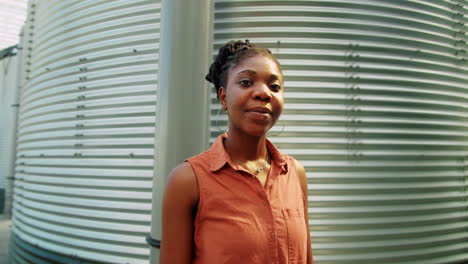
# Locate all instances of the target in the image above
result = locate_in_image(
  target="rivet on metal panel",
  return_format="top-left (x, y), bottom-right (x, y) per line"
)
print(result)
top-left (78, 86), bottom-right (86, 90)
top-left (450, 3), bottom-right (463, 11)
top-left (77, 95), bottom-right (86, 100)
top-left (76, 105), bottom-right (85, 109)
top-left (454, 39), bottom-right (466, 47)
top-left (345, 41), bottom-right (363, 164)
top-left (75, 114), bottom-right (85, 118)
top-left (454, 31), bottom-right (466, 38)
top-left (79, 67), bottom-right (88, 72)
top-left (130, 153), bottom-right (135, 157)
top-left (133, 49), bottom-right (138, 53)
top-left (75, 124), bottom-right (84, 128)
top-left (455, 49), bottom-right (466, 56)
top-left (453, 21), bottom-right (465, 29)
top-left (79, 76), bottom-right (87, 81)
top-left (452, 12), bottom-right (464, 20)
top-left (275, 40), bottom-right (282, 52)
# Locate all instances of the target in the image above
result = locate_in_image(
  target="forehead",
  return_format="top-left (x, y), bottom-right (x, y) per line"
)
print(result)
top-left (228, 55), bottom-right (282, 79)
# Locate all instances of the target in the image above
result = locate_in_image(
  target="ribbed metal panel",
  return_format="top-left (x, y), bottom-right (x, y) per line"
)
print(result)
top-left (212, 1), bottom-right (468, 263)
top-left (11, 0), bottom-right (160, 263)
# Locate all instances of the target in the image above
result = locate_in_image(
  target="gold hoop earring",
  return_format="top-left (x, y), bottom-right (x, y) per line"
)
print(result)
top-left (268, 119), bottom-right (285, 137)
top-left (216, 108), bottom-right (228, 132)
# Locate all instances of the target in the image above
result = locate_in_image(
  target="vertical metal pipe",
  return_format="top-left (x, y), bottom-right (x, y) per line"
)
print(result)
top-left (5, 48), bottom-right (21, 219)
top-left (4, 29), bottom-right (25, 218)
top-left (8, 23), bottom-right (29, 219)
top-left (149, 0), bottom-right (213, 263)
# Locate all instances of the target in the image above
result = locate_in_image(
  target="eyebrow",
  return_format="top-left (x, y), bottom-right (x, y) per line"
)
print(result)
top-left (237, 69), bottom-right (257, 75)
top-left (237, 69), bottom-right (282, 82)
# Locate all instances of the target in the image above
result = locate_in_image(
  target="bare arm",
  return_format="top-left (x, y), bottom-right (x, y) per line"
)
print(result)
top-left (294, 159), bottom-right (313, 264)
top-left (160, 162), bottom-right (199, 264)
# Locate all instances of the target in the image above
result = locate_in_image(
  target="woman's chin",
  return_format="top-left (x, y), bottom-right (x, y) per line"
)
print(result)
top-left (242, 125), bottom-right (272, 137)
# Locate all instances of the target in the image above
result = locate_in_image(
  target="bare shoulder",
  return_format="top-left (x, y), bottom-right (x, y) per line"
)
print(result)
top-left (160, 162), bottom-right (199, 263)
top-left (165, 162), bottom-right (199, 204)
top-left (168, 162), bottom-right (197, 183)
top-left (293, 158), bottom-right (306, 179)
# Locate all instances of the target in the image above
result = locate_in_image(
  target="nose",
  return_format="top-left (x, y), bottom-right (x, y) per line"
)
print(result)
top-left (253, 84), bottom-right (272, 102)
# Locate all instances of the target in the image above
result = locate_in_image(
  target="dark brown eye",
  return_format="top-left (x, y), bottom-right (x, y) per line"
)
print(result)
top-left (270, 84), bottom-right (281, 92)
top-left (239, 79), bottom-right (253, 87)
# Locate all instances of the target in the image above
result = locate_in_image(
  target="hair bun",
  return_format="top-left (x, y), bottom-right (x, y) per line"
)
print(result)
top-left (205, 40), bottom-right (255, 89)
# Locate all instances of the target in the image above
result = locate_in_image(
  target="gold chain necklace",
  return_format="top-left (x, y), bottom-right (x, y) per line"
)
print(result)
top-left (242, 154), bottom-right (270, 175)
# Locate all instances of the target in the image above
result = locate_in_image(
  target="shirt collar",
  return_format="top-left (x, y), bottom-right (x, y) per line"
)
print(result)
top-left (209, 133), bottom-right (288, 173)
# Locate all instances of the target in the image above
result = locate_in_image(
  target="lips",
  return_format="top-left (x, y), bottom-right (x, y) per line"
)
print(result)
top-left (248, 106), bottom-right (272, 115)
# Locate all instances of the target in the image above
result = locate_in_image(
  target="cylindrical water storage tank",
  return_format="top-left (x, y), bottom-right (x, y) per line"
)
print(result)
top-left (0, 47), bottom-right (20, 215)
top-left (10, 1), bottom-right (160, 263)
top-left (211, 1), bottom-right (468, 264)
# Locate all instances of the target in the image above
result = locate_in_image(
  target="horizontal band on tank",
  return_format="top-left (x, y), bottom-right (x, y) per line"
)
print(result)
top-left (145, 235), bottom-right (161, 249)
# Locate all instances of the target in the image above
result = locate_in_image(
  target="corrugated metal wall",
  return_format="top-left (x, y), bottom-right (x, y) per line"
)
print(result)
top-left (11, 0), bottom-right (160, 263)
top-left (212, 1), bottom-right (468, 264)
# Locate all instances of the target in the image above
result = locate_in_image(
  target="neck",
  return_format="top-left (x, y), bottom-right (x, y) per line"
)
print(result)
top-left (224, 129), bottom-right (268, 162)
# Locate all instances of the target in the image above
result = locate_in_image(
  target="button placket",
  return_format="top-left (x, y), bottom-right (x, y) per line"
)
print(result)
top-left (269, 231), bottom-right (275, 239)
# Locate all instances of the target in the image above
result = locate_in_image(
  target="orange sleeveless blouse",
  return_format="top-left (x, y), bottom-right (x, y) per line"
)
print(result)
top-left (186, 133), bottom-right (309, 264)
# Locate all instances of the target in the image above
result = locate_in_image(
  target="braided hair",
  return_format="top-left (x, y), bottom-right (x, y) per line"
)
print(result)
top-left (205, 40), bottom-right (282, 99)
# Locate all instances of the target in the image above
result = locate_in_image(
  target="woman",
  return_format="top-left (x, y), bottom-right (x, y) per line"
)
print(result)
top-left (160, 40), bottom-right (313, 264)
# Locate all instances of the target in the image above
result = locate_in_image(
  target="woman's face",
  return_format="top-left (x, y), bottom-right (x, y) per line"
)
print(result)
top-left (219, 55), bottom-right (284, 137)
